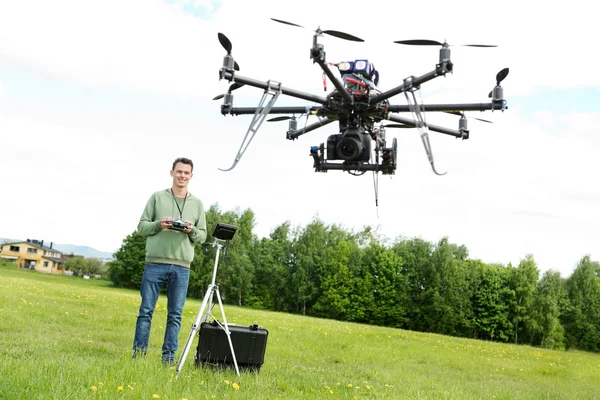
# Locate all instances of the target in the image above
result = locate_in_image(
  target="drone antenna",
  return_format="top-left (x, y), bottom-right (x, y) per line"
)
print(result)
top-left (372, 171), bottom-right (379, 214)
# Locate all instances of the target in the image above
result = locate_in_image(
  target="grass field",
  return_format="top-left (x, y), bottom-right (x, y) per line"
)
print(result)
top-left (0, 265), bottom-right (599, 399)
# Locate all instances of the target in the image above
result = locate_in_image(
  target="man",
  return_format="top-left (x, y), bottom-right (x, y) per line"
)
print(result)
top-left (132, 157), bottom-right (207, 365)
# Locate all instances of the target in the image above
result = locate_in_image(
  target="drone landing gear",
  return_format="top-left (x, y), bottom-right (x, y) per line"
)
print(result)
top-left (219, 81), bottom-right (283, 172)
top-left (403, 82), bottom-right (446, 176)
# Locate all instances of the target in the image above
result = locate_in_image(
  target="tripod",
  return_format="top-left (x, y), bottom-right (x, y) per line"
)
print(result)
top-left (175, 237), bottom-right (240, 379)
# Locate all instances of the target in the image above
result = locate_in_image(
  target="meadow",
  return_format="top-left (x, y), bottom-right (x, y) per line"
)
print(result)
top-left (0, 265), bottom-right (599, 399)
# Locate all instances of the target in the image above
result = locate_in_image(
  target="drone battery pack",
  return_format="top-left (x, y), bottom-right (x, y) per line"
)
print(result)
top-left (195, 321), bottom-right (268, 372)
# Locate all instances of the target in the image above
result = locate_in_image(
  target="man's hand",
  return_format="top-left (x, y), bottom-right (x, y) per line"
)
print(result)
top-left (183, 220), bottom-right (194, 233)
top-left (160, 217), bottom-right (173, 229)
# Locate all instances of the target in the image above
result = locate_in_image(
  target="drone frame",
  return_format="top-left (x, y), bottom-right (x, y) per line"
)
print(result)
top-left (214, 20), bottom-right (509, 176)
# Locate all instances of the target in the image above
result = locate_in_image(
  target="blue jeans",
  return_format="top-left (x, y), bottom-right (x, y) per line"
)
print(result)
top-left (132, 263), bottom-right (190, 362)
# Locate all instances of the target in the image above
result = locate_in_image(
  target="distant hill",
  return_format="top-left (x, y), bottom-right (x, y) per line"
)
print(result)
top-left (0, 238), bottom-right (114, 260)
top-left (51, 244), bottom-right (115, 260)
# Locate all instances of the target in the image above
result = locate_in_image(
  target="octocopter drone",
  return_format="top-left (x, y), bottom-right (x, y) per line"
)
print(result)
top-left (214, 18), bottom-right (509, 180)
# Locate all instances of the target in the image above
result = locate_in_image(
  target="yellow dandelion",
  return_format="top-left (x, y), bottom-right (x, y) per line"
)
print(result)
top-left (128, 385), bottom-right (134, 390)
top-left (153, 394), bottom-right (160, 399)
top-left (224, 380), bottom-right (230, 385)
top-left (91, 386), bottom-right (97, 391)
top-left (118, 386), bottom-right (124, 391)
top-left (200, 380), bottom-right (205, 385)
top-left (232, 383), bottom-right (240, 390)
top-left (98, 382), bottom-right (104, 386)
top-left (87, 340), bottom-right (93, 344)
top-left (329, 389), bottom-right (333, 394)
top-left (347, 384), bottom-right (353, 388)
top-left (181, 398), bottom-right (189, 400)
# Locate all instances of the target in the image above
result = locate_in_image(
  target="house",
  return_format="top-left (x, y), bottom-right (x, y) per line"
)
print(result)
top-left (0, 239), bottom-right (65, 274)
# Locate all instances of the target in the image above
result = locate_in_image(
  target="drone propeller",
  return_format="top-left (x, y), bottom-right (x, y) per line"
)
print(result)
top-left (488, 67), bottom-right (510, 97)
top-left (218, 32), bottom-right (232, 54)
top-left (217, 32), bottom-right (241, 71)
top-left (496, 67), bottom-right (509, 84)
top-left (212, 82), bottom-right (245, 100)
top-left (270, 18), bottom-right (364, 42)
top-left (443, 111), bottom-right (492, 123)
top-left (382, 123), bottom-right (414, 128)
top-left (393, 39), bottom-right (496, 48)
top-left (267, 116), bottom-right (294, 122)
top-left (271, 18), bottom-right (303, 28)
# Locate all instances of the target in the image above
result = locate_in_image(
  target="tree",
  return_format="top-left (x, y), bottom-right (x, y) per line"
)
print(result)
top-left (364, 241), bottom-right (407, 327)
top-left (563, 255), bottom-right (600, 351)
top-left (391, 237), bottom-right (434, 332)
top-left (508, 254), bottom-right (540, 344)
top-left (247, 222), bottom-right (292, 310)
top-left (471, 262), bottom-right (513, 342)
top-left (530, 270), bottom-right (567, 349)
top-left (107, 230), bottom-right (147, 289)
top-left (287, 218), bottom-right (329, 315)
top-left (65, 256), bottom-right (87, 276)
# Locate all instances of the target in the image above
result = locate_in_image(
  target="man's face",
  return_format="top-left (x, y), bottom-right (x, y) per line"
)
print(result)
top-left (170, 162), bottom-right (193, 189)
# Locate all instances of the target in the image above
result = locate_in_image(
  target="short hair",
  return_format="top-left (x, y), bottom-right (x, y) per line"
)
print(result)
top-left (172, 157), bottom-right (194, 172)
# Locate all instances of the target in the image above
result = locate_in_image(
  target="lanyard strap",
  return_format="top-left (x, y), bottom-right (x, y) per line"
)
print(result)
top-left (170, 189), bottom-right (187, 219)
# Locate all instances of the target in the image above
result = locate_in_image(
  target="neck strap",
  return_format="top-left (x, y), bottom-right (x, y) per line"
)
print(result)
top-left (170, 188), bottom-right (187, 220)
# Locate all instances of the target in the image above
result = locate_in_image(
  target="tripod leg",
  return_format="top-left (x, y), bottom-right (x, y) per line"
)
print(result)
top-left (215, 288), bottom-right (240, 376)
top-left (175, 284), bottom-right (214, 379)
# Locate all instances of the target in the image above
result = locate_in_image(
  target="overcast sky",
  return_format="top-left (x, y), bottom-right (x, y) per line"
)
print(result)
top-left (1, 0), bottom-right (598, 277)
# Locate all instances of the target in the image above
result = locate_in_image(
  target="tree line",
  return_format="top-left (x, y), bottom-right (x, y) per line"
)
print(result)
top-left (107, 204), bottom-right (600, 352)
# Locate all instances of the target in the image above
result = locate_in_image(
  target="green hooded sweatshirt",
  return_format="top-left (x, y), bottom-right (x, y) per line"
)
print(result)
top-left (137, 189), bottom-right (207, 268)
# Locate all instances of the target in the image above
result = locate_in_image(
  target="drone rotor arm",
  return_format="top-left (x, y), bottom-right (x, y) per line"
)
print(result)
top-left (223, 106), bottom-right (321, 116)
top-left (387, 101), bottom-right (504, 113)
top-left (313, 57), bottom-right (353, 104)
top-left (387, 114), bottom-right (463, 138)
top-left (220, 71), bottom-right (328, 104)
top-left (287, 117), bottom-right (336, 140)
top-left (369, 66), bottom-right (449, 105)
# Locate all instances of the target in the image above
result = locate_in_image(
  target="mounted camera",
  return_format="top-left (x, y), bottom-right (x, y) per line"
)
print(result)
top-left (326, 125), bottom-right (372, 162)
top-left (168, 219), bottom-right (191, 232)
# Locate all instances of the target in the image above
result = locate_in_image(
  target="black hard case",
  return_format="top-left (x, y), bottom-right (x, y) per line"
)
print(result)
top-left (195, 321), bottom-right (268, 372)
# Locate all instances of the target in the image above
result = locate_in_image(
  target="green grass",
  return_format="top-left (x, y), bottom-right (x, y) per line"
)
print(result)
top-left (1, 265), bottom-right (599, 399)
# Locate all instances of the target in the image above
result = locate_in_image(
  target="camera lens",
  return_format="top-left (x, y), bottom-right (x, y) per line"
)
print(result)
top-left (337, 137), bottom-right (361, 160)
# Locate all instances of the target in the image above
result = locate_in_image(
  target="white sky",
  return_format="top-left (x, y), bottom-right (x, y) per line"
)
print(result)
top-left (0, 0), bottom-right (598, 277)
